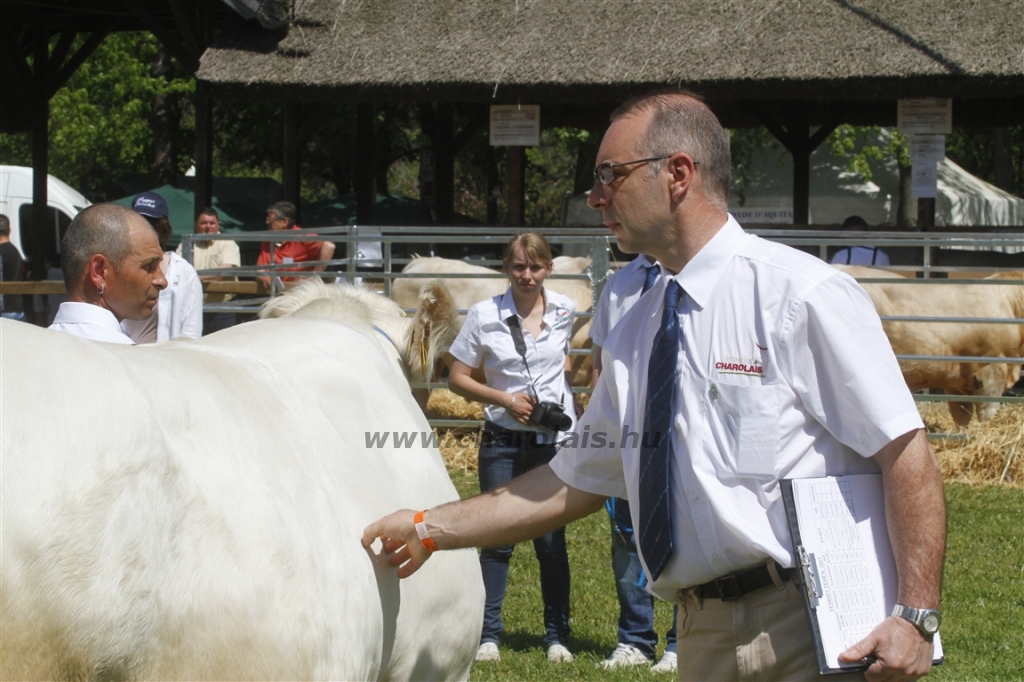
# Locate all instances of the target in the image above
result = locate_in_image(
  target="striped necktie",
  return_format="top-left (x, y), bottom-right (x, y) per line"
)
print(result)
top-left (638, 279), bottom-right (682, 581)
top-left (642, 263), bottom-right (660, 294)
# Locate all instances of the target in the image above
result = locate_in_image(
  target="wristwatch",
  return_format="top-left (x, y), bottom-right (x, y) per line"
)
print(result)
top-left (892, 604), bottom-right (941, 636)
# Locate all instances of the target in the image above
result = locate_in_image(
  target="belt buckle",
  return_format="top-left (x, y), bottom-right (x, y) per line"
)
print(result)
top-left (713, 575), bottom-right (742, 601)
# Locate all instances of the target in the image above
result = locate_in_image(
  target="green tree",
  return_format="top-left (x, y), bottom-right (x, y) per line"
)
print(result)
top-left (0, 32), bottom-right (194, 201)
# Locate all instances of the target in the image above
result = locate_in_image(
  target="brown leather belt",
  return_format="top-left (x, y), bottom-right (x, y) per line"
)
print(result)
top-left (693, 561), bottom-right (793, 602)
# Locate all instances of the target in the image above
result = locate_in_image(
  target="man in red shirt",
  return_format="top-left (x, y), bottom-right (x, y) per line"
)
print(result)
top-left (257, 201), bottom-right (336, 287)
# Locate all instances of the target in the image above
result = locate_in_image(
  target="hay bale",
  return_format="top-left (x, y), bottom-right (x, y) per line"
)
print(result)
top-left (438, 427), bottom-right (482, 472)
top-left (919, 402), bottom-right (1023, 488)
top-left (426, 389), bottom-right (484, 421)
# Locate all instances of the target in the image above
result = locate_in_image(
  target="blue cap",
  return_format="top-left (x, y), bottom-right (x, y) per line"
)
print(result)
top-left (131, 191), bottom-right (168, 219)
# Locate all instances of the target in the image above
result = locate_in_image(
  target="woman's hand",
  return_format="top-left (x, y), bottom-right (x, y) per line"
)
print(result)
top-left (507, 392), bottom-right (536, 425)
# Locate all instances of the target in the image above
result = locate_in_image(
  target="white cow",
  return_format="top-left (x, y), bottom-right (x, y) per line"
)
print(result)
top-left (392, 256), bottom-right (596, 386)
top-left (0, 281), bottom-right (484, 681)
top-left (836, 265), bottom-right (1024, 426)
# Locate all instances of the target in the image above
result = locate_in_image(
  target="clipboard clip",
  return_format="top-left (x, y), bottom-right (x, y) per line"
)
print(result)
top-left (798, 546), bottom-right (822, 609)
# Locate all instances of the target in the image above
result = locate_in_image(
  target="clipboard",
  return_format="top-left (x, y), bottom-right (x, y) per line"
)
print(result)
top-left (781, 475), bottom-right (943, 675)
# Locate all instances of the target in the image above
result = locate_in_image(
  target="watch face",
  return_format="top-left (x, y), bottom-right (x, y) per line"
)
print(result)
top-left (922, 612), bottom-right (940, 633)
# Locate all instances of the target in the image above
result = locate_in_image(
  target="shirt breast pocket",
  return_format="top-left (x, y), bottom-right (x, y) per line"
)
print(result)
top-left (700, 380), bottom-right (780, 480)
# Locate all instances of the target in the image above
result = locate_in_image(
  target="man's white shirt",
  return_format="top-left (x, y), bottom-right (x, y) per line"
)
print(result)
top-left (48, 302), bottom-right (135, 344)
top-left (551, 215), bottom-right (923, 600)
top-left (449, 287), bottom-right (577, 439)
top-left (590, 255), bottom-right (660, 348)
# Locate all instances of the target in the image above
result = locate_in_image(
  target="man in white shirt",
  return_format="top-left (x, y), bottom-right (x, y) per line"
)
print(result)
top-left (363, 90), bottom-right (945, 682)
top-left (49, 203), bottom-right (167, 344)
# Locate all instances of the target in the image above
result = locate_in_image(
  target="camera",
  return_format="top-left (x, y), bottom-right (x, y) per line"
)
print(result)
top-left (529, 401), bottom-right (573, 431)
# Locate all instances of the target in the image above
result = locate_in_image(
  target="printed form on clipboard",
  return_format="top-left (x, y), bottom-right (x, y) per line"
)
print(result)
top-left (781, 475), bottom-right (943, 675)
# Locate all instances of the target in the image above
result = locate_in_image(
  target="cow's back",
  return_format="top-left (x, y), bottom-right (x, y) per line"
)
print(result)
top-left (1, 318), bottom-right (483, 681)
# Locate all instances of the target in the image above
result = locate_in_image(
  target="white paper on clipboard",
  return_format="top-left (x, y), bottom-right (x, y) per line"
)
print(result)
top-left (785, 475), bottom-right (943, 673)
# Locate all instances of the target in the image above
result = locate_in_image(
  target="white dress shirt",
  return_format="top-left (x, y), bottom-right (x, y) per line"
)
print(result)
top-left (123, 252), bottom-right (203, 343)
top-left (48, 302), bottom-right (135, 345)
top-left (449, 287), bottom-right (577, 439)
top-left (550, 215), bottom-right (923, 600)
top-left (590, 255), bottom-right (660, 348)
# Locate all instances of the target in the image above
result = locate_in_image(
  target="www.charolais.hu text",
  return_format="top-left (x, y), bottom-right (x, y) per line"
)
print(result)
top-left (365, 427), bottom-right (667, 449)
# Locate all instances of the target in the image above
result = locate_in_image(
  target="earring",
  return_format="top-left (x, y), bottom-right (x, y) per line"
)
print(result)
top-left (98, 285), bottom-right (105, 295)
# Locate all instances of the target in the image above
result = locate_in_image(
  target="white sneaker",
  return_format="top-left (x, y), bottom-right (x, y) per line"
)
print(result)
top-left (546, 643), bottom-right (574, 663)
top-left (599, 643), bottom-right (651, 669)
top-left (650, 650), bottom-right (677, 674)
top-left (475, 642), bottom-right (500, 662)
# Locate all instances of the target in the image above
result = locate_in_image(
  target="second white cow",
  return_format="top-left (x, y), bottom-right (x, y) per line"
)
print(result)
top-left (837, 265), bottom-right (1024, 426)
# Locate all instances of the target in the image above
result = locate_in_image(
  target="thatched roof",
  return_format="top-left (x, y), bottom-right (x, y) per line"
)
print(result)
top-left (198, 0), bottom-right (1024, 105)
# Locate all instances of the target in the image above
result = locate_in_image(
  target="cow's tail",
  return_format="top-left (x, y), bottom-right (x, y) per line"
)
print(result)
top-left (411, 281), bottom-right (456, 383)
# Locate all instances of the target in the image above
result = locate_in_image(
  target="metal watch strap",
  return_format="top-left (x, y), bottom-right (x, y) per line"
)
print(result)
top-left (892, 604), bottom-right (941, 635)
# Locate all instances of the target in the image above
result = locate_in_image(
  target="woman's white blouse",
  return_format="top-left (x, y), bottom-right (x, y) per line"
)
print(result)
top-left (449, 287), bottom-right (577, 438)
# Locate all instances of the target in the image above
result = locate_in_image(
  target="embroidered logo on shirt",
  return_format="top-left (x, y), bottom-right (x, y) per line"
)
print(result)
top-left (714, 352), bottom-right (765, 377)
top-left (553, 308), bottom-right (571, 328)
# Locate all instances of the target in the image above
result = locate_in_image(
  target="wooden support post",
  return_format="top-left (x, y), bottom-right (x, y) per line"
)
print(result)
top-left (786, 109), bottom-right (811, 225)
top-left (193, 81), bottom-right (213, 218)
top-left (355, 103), bottom-right (374, 225)
top-left (30, 28), bottom-right (49, 284)
top-left (283, 102), bottom-right (302, 218)
top-left (434, 102), bottom-right (455, 223)
top-left (486, 144), bottom-right (500, 224)
top-left (507, 146), bottom-right (526, 227)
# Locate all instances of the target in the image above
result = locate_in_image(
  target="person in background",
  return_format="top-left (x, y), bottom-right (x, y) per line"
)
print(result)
top-left (446, 233), bottom-right (579, 665)
top-left (49, 203), bottom-right (166, 344)
top-left (590, 252), bottom-right (679, 674)
top-left (123, 191), bottom-right (203, 343)
top-left (363, 89), bottom-right (944, 682)
top-left (0, 214), bottom-right (26, 320)
top-left (830, 215), bottom-right (890, 266)
top-left (176, 207), bottom-right (241, 334)
top-left (256, 201), bottom-right (335, 289)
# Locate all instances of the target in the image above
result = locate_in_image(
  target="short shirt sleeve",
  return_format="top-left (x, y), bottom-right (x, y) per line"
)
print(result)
top-left (304, 240), bottom-right (324, 262)
top-left (779, 272), bottom-right (923, 457)
top-left (589, 284), bottom-right (612, 348)
top-left (448, 303), bottom-right (486, 369)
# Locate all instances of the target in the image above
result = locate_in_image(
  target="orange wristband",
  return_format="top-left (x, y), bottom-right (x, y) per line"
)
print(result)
top-left (413, 510), bottom-right (439, 552)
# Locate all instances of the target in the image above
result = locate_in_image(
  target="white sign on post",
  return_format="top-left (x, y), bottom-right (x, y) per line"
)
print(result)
top-left (490, 105), bottom-right (540, 146)
top-left (910, 135), bottom-right (946, 165)
top-left (912, 162), bottom-right (938, 199)
top-left (898, 99), bottom-right (952, 135)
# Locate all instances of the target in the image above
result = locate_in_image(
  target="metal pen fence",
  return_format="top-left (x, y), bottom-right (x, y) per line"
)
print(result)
top-left (181, 227), bottom-right (1023, 429)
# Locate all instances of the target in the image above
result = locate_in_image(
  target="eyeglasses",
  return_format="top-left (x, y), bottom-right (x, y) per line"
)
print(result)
top-left (593, 154), bottom-right (699, 185)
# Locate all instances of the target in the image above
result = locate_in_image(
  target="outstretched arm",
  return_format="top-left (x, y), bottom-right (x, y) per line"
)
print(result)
top-left (839, 428), bottom-right (946, 681)
top-left (361, 464), bottom-right (606, 578)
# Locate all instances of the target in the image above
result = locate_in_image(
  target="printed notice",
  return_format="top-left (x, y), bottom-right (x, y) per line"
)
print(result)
top-left (910, 135), bottom-right (946, 164)
top-left (786, 475), bottom-right (943, 673)
top-left (490, 105), bottom-right (540, 146)
top-left (912, 161), bottom-right (939, 199)
top-left (898, 99), bottom-right (952, 135)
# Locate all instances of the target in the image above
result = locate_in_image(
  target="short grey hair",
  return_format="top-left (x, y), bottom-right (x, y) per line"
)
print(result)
top-left (611, 89), bottom-right (731, 208)
top-left (60, 204), bottom-right (151, 288)
top-left (0, 214), bottom-right (10, 236)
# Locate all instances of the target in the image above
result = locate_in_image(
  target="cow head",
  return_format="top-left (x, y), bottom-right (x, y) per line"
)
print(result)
top-left (259, 279), bottom-right (456, 385)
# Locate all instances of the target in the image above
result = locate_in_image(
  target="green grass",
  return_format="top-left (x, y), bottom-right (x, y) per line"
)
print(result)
top-left (448, 472), bottom-right (1024, 681)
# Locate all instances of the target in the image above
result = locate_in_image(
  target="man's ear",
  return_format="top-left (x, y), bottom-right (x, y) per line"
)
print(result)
top-left (667, 153), bottom-right (699, 203)
top-left (87, 253), bottom-right (111, 291)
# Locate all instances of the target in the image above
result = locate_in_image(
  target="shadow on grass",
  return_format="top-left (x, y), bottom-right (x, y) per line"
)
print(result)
top-left (502, 629), bottom-right (612, 657)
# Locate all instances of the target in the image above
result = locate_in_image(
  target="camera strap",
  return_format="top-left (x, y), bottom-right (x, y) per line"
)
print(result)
top-left (505, 315), bottom-right (539, 394)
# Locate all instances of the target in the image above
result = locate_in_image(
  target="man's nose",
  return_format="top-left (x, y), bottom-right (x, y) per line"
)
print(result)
top-left (153, 269), bottom-right (168, 290)
top-left (587, 184), bottom-right (608, 209)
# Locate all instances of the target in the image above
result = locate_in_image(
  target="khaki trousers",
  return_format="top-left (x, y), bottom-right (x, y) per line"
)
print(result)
top-left (674, 579), bottom-right (866, 682)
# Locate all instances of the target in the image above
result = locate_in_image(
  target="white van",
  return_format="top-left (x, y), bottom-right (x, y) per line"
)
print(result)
top-left (0, 165), bottom-right (91, 264)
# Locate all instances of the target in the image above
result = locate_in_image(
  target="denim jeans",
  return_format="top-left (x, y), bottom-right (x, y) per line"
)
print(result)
top-left (609, 498), bottom-right (678, 659)
top-left (478, 423), bottom-right (571, 648)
